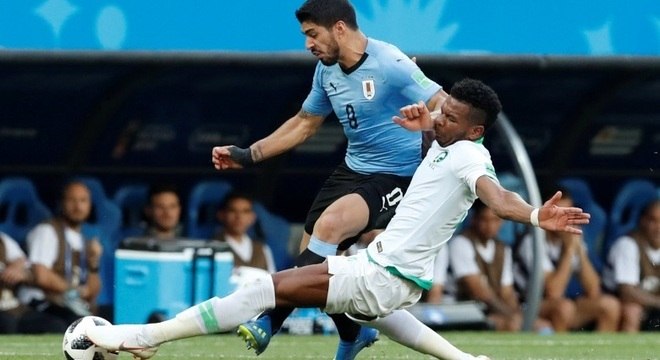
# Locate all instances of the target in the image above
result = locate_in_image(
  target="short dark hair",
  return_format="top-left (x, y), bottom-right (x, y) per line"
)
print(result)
top-left (640, 198), bottom-right (660, 223)
top-left (148, 184), bottom-right (179, 204)
top-left (295, 0), bottom-right (358, 30)
top-left (450, 78), bottom-right (502, 132)
top-left (542, 184), bottom-right (572, 202)
top-left (220, 191), bottom-right (254, 210)
top-left (470, 199), bottom-right (489, 216)
top-left (61, 180), bottom-right (89, 200)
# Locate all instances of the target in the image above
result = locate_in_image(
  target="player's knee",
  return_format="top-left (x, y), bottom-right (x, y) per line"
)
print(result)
top-left (314, 212), bottom-right (356, 242)
top-left (598, 295), bottom-right (621, 318)
top-left (557, 298), bottom-right (576, 320)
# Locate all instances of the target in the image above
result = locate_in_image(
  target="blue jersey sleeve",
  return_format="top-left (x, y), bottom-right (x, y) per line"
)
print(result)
top-left (301, 62), bottom-right (333, 117)
top-left (384, 55), bottom-right (441, 103)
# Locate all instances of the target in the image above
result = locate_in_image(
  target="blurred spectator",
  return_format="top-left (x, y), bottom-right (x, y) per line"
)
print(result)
top-left (515, 187), bottom-right (620, 332)
top-left (19, 181), bottom-right (102, 331)
top-left (602, 199), bottom-right (660, 332)
top-left (0, 231), bottom-right (66, 333)
top-left (144, 184), bottom-right (183, 240)
top-left (213, 192), bottom-right (276, 273)
top-left (425, 244), bottom-right (449, 304)
top-left (0, 231), bottom-right (26, 333)
top-left (449, 200), bottom-right (522, 331)
top-left (141, 185), bottom-right (186, 323)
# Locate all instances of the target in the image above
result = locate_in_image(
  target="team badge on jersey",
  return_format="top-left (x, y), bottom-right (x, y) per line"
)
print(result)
top-left (411, 70), bottom-right (434, 89)
top-left (362, 79), bottom-right (375, 100)
top-left (429, 150), bottom-right (448, 169)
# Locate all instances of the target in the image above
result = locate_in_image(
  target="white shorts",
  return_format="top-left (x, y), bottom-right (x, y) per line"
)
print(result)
top-left (325, 251), bottom-right (422, 318)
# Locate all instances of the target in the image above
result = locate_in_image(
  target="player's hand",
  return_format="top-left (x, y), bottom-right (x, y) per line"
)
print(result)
top-left (86, 238), bottom-right (103, 267)
top-left (212, 145), bottom-right (241, 170)
top-left (560, 233), bottom-right (582, 254)
top-left (212, 145), bottom-right (254, 170)
top-left (0, 263), bottom-right (28, 286)
top-left (393, 101), bottom-right (434, 131)
top-left (538, 191), bottom-right (590, 235)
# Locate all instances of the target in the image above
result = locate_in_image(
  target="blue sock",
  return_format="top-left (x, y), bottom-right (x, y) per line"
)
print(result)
top-left (308, 235), bottom-right (338, 257)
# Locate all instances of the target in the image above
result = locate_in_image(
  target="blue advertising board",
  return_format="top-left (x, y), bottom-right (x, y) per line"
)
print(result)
top-left (0, 0), bottom-right (658, 55)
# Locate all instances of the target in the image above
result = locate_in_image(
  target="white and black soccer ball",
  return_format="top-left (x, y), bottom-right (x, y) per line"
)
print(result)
top-left (62, 316), bottom-right (119, 360)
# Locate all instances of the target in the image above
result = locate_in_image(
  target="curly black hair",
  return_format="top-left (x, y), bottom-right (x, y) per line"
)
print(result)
top-left (450, 78), bottom-right (502, 132)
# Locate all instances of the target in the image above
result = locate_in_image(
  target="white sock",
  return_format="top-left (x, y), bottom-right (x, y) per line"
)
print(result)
top-left (146, 275), bottom-right (276, 345)
top-left (368, 309), bottom-right (476, 360)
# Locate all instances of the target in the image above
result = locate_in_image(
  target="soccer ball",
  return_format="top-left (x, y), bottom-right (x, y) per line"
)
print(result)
top-left (62, 316), bottom-right (119, 360)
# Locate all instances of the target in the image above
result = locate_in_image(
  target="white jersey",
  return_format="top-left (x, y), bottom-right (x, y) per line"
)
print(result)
top-left (432, 243), bottom-right (449, 286)
top-left (0, 232), bottom-right (25, 311)
top-left (0, 232), bottom-right (25, 263)
top-left (26, 222), bottom-right (84, 268)
top-left (222, 234), bottom-right (276, 274)
top-left (366, 139), bottom-right (498, 290)
top-left (513, 233), bottom-right (561, 292)
top-left (450, 234), bottom-right (514, 287)
top-left (19, 222), bottom-right (85, 303)
top-left (602, 235), bottom-right (660, 291)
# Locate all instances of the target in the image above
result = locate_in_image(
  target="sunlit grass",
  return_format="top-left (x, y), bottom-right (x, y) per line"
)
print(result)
top-left (1, 331), bottom-right (658, 359)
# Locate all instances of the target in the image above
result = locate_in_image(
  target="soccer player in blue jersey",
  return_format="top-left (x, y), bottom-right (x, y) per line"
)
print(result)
top-left (212, 0), bottom-right (445, 358)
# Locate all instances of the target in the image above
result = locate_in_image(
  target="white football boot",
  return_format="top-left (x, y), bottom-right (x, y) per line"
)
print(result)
top-left (86, 324), bottom-right (159, 359)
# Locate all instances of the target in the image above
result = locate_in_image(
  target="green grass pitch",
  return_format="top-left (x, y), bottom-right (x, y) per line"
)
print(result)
top-left (1, 332), bottom-right (658, 359)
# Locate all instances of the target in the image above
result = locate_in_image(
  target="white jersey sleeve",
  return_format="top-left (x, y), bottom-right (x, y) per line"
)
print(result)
top-left (502, 246), bottom-right (514, 286)
top-left (261, 244), bottom-right (277, 274)
top-left (516, 233), bottom-right (554, 273)
top-left (449, 235), bottom-right (480, 279)
top-left (26, 223), bottom-right (59, 268)
top-left (1, 232), bottom-right (25, 262)
top-left (453, 141), bottom-right (498, 195)
top-left (607, 236), bottom-right (640, 286)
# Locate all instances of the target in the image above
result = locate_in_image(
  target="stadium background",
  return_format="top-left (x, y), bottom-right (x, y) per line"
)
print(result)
top-left (0, 0), bottom-right (658, 325)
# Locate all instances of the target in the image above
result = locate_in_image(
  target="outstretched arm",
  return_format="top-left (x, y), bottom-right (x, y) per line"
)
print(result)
top-left (475, 176), bottom-right (590, 234)
top-left (212, 110), bottom-right (325, 170)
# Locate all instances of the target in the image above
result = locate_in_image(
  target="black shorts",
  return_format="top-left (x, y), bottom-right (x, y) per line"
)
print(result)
top-left (304, 162), bottom-right (412, 251)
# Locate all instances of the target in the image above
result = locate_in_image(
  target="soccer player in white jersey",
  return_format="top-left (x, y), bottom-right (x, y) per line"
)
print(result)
top-left (89, 79), bottom-right (590, 360)
top-left (211, 0), bottom-right (446, 357)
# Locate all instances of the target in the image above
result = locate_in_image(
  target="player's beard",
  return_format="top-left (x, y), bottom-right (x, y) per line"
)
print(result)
top-left (319, 39), bottom-right (340, 66)
top-left (435, 129), bottom-right (468, 148)
top-left (61, 207), bottom-right (90, 229)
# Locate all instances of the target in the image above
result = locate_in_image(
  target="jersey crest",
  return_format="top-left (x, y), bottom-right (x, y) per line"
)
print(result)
top-left (362, 79), bottom-right (375, 100)
top-left (429, 150), bottom-right (448, 169)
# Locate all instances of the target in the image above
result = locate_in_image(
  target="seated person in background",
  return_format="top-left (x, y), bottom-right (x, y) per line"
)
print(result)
top-left (214, 192), bottom-right (276, 273)
top-left (602, 199), bottom-right (660, 332)
top-left (424, 244), bottom-right (449, 304)
top-left (0, 231), bottom-right (65, 333)
top-left (142, 185), bottom-right (186, 323)
top-left (144, 184), bottom-right (183, 240)
top-left (515, 187), bottom-right (620, 332)
top-left (449, 200), bottom-right (522, 331)
top-left (0, 231), bottom-right (31, 333)
top-left (19, 181), bottom-right (102, 331)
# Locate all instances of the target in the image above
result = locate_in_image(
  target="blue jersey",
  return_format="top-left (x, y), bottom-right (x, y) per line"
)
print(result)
top-left (302, 38), bottom-right (441, 177)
